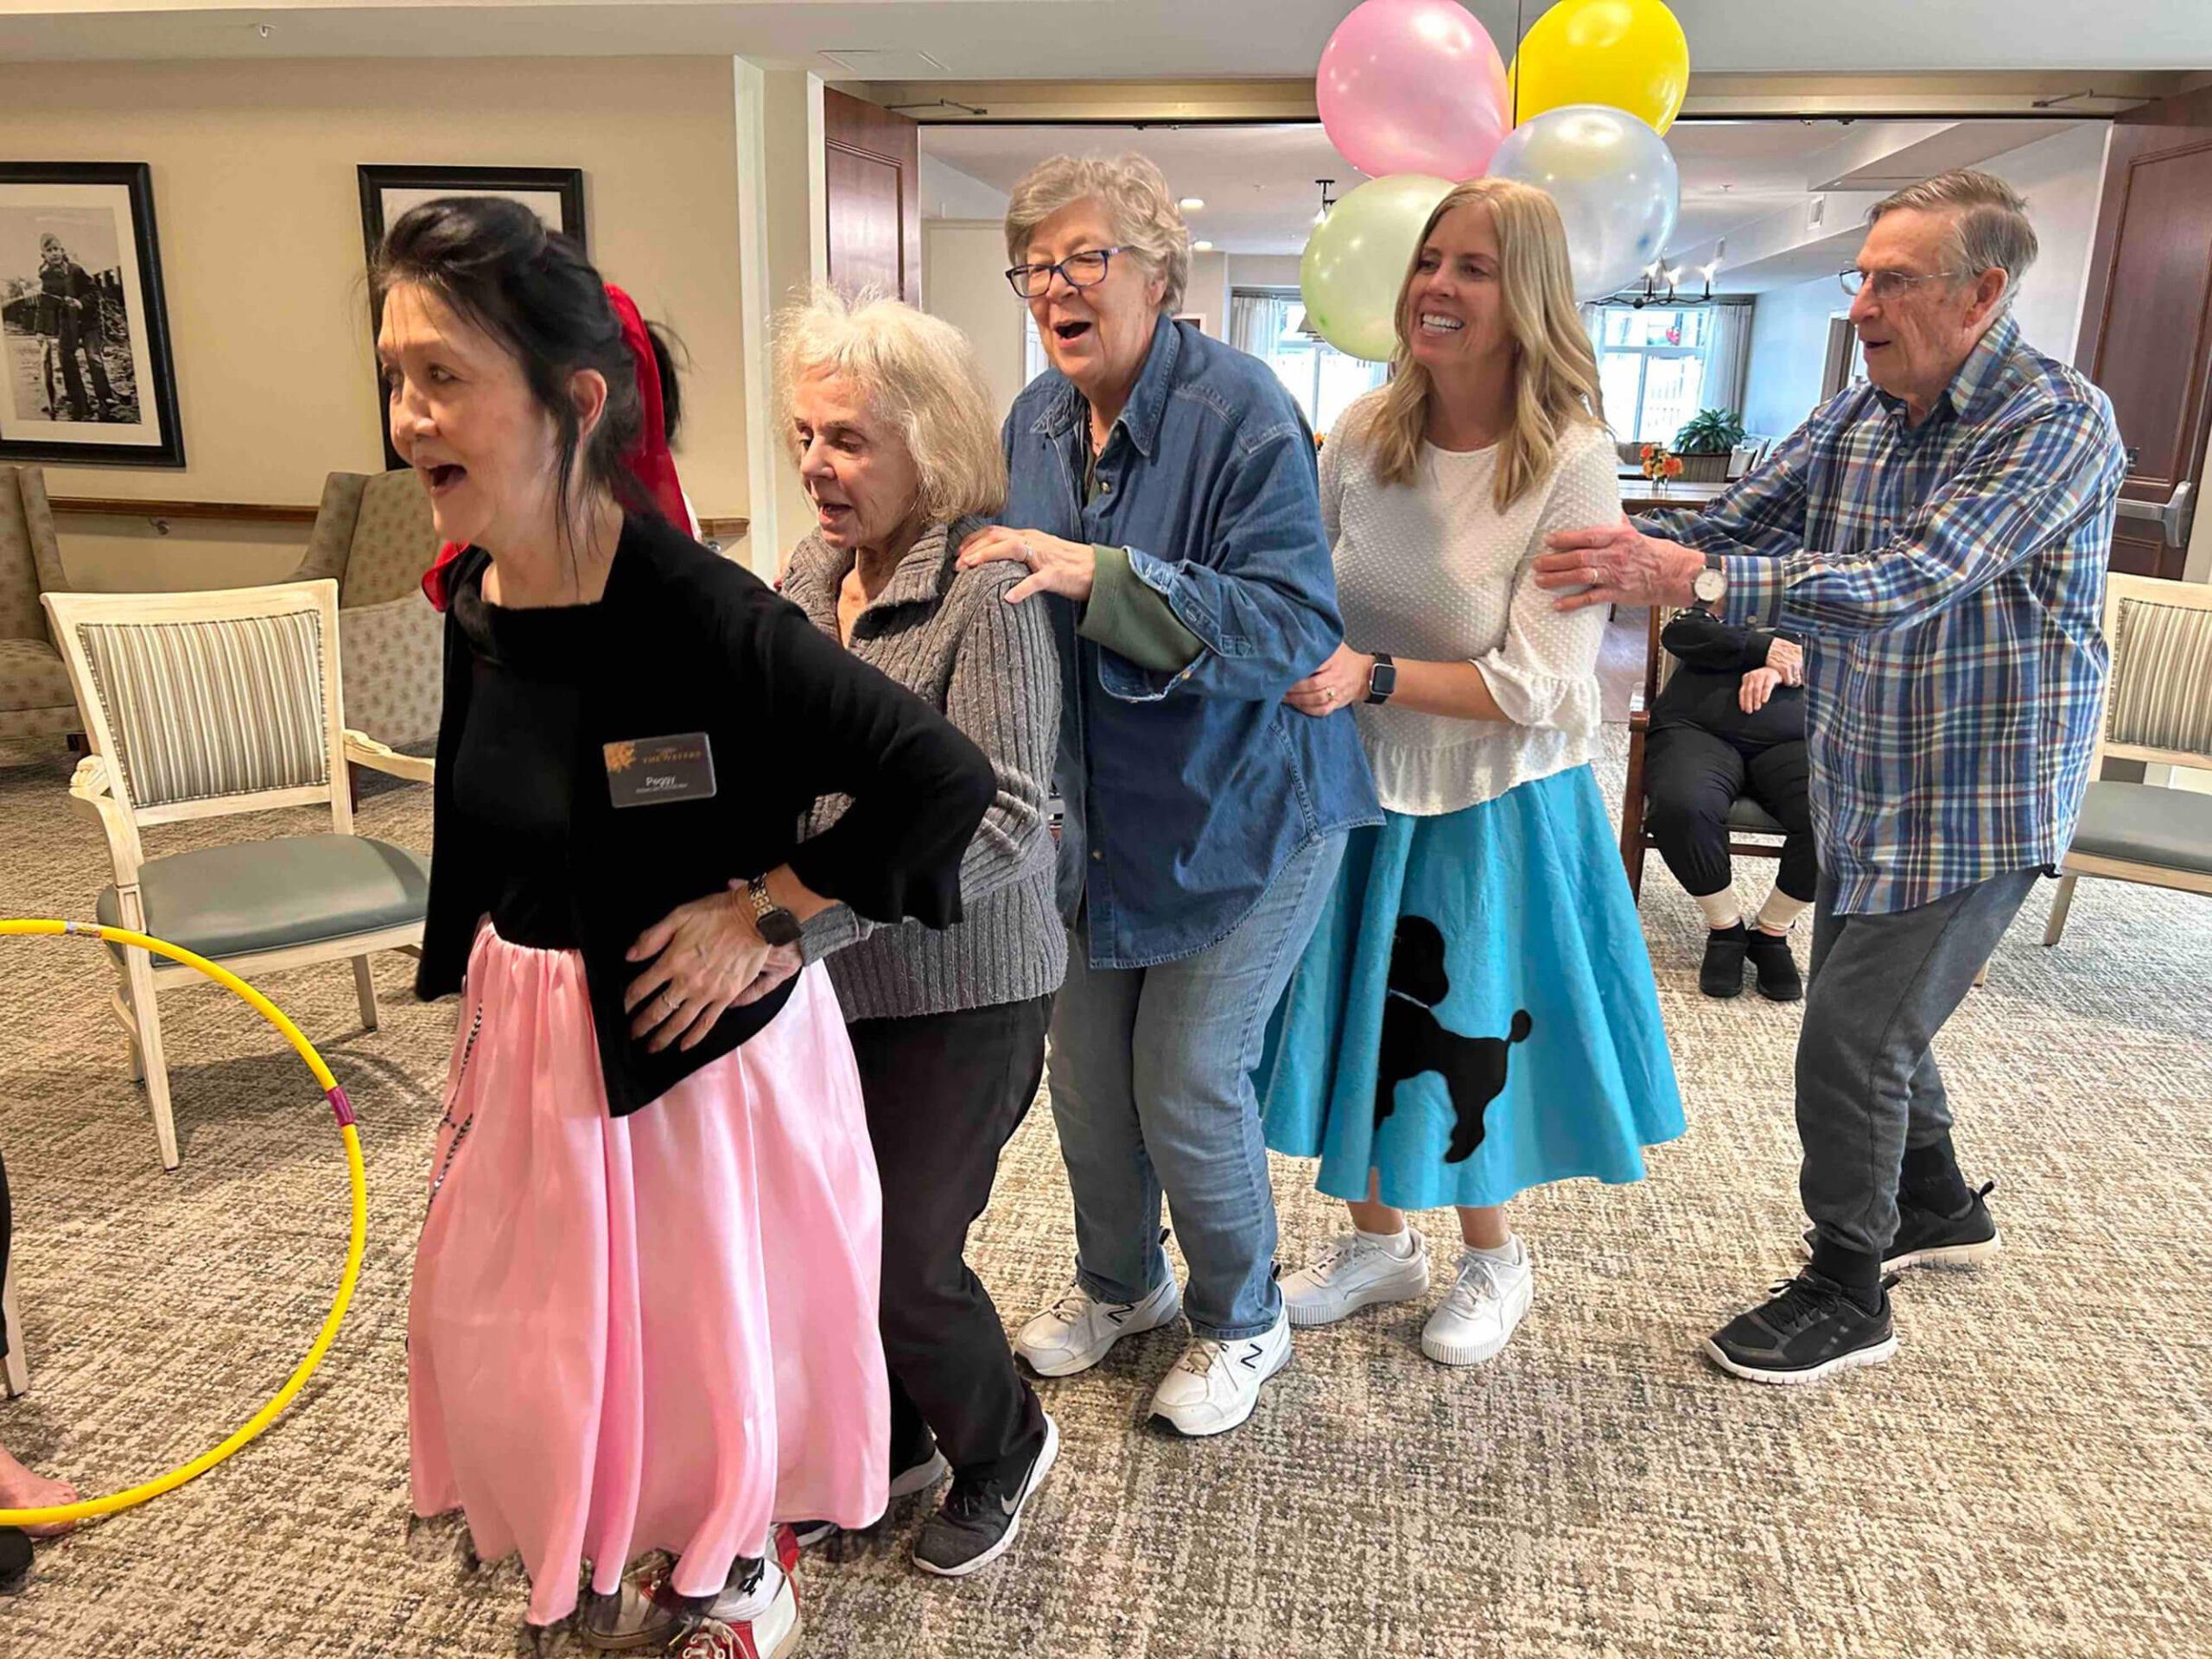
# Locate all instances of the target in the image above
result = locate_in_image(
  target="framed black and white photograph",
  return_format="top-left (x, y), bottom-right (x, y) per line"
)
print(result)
top-left (358, 165), bottom-right (587, 466)
top-left (0, 162), bottom-right (184, 467)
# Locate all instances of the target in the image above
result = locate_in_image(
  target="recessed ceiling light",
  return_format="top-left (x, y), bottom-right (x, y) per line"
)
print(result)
top-left (1179, 197), bottom-right (1205, 212)
top-left (1192, 240), bottom-right (1215, 252)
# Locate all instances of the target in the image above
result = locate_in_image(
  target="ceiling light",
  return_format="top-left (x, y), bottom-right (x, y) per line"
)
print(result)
top-left (1192, 240), bottom-right (1215, 252)
top-left (1179, 197), bottom-right (1205, 212)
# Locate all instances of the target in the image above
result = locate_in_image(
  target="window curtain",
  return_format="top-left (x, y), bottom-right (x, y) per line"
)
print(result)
top-left (1705, 298), bottom-right (1753, 418)
top-left (1230, 289), bottom-right (1294, 358)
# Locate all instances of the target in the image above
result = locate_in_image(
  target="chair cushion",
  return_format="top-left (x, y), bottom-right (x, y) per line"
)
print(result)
top-left (0, 637), bottom-right (73, 715)
top-left (2067, 780), bottom-right (2212, 877)
top-left (97, 833), bottom-right (429, 961)
top-left (1726, 797), bottom-right (1787, 836)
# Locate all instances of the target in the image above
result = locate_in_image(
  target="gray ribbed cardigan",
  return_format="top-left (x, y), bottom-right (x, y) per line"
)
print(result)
top-left (784, 518), bottom-right (1067, 1020)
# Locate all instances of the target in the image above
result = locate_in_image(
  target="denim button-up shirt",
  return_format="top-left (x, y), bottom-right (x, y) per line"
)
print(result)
top-left (1003, 315), bottom-right (1381, 968)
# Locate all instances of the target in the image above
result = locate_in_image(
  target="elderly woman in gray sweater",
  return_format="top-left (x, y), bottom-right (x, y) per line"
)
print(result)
top-left (773, 289), bottom-right (1065, 1581)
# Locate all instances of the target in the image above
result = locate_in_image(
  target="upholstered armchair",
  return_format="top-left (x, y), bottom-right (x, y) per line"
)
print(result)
top-left (0, 464), bottom-right (76, 747)
top-left (290, 468), bottom-right (444, 754)
top-left (2044, 573), bottom-right (2212, 944)
top-left (41, 580), bottom-right (430, 1170)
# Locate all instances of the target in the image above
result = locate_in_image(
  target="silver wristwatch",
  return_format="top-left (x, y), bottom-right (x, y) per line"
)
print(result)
top-left (1691, 554), bottom-right (1727, 611)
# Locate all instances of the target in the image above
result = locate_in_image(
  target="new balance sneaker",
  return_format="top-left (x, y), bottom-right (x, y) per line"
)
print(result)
top-left (669, 1568), bottom-right (801, 1659)
top-left (1705, 1271), bottom-right (1897, 1386)
top-left (1744, 927), bottom-right (1803, 1001)
top-left (912, 1414), bottom-right (1060, 1579)
top-left (1147, 1308), bottom-right (1292, 1437)
top-left (1800, 1181), bottom-right (2003, 1273)
top-left (1015, 1259), bottom-right (1182, 1377)
top-left (1420, 1241), bottom-right (1534, 1367)
top-left (1281, 1230), bottom-right (1431, 1327)
top-left (580, 1528), bottom-right (799, 1653)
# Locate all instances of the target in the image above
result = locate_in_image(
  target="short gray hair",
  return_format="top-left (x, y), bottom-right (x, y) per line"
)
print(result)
top-left (1868, 168), bottom-right (2038, 308)
top-left (774, 288), bottom-right (1007, 522)
top-left (1002, 152), bottom-right (1189, 316)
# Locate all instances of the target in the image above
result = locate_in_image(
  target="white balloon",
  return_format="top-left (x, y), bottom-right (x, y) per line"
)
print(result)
top-left (1488, 105), bottom-right (1680, 302)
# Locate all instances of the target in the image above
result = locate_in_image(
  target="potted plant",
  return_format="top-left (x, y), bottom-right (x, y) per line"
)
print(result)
top-left (1672, 408), bottom-right (1747, 481)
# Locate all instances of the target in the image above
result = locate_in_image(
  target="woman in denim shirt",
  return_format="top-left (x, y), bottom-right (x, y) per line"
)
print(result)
top-left (954, 154), bottom-right (1380, 1438)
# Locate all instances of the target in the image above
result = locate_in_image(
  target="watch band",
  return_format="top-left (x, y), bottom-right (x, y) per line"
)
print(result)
top-left (744, 874), bottom-right (804, 948)
top-left (1364, 652), bottom-right (1397, 706)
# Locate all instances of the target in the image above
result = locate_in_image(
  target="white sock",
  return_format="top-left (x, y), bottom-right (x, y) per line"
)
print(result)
top-left (1694, 889), bottom-right (1743, 930)
top-left (1757, 889), bottom-right (1810, 933)
top-left (1357, 1225), bottom-right (1418, 1261)
top-left (1465, 1234), bottom-right (1524, 1268)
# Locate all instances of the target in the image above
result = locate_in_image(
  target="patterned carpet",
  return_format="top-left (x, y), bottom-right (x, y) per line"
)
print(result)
top-left (1, 728), bottom-right (2208, 1659)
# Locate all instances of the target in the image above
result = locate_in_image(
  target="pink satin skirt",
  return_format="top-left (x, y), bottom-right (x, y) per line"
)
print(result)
top-left (408, 924), bottom-right (888, 1626)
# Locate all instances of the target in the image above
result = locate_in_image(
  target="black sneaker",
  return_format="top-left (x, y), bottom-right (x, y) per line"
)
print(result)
top-left (1801, 1181), bottom-right (2003, 1272)
top-left (1699, 923), bottom-right (1750, 998)
top-left (911, 1414), bottom-right (1058, 1579)
top-left (1705, 1271), bottom-right (1897, 1385)
top-left (789, 1436), bottom-right (950, 1548)
top-left (1745, 927), bottom-right (1802, 1001)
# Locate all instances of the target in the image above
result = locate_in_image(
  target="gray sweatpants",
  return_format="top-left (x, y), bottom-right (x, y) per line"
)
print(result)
top-left (1797, 867), bottom-right (2042, 1261)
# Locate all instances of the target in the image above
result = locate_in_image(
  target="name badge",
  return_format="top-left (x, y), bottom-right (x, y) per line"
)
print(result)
top-left (604, 733), bottom-right (716, 808)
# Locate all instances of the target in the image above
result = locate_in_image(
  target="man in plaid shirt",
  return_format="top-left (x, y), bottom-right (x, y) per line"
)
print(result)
top-left (1538, 170), bottom-right (2125, 1386)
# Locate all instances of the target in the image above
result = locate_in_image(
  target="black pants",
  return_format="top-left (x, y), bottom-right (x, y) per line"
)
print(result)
top-left (849, 995), bottom-right (1051, 1485)
top-left (1644, 725), bottom-right (1816, 903)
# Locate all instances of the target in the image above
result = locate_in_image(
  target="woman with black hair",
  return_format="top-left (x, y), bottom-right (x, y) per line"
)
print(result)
top-left (382, 197), bottom-right (994, 1655)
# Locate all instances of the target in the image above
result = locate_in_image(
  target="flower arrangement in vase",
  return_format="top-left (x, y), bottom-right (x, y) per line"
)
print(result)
top-left (1639, 442), bottom-right (1686, 485)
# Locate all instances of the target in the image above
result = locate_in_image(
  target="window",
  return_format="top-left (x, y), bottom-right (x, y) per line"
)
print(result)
top-left (1230, 290), bottom-right (1387, 436)
top-left (1592, 307), bottom-right (1715, 445)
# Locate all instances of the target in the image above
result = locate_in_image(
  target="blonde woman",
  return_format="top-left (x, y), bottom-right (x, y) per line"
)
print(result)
top-left (1258, 179), bottom-right (1684, 1368)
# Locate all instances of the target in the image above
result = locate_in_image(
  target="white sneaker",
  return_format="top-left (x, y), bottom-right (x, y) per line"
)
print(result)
top-left (1281, 1230), bottom-right (1432, 1327)
top-left (1014, 1265), bottom-right (1182, 1377)
top-left (672, 1568), bottom-right (800, 1659)
top-left (1421, 1242), bottom-right (1534, 1368)
top-left (1147, 1308), bottom-right (1292, 1437)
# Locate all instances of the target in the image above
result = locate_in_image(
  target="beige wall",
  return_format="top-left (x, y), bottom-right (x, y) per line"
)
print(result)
top-left (0, 56), bottom-right (747, 590)
top-left (922, 219), bottom-right (1029, 428)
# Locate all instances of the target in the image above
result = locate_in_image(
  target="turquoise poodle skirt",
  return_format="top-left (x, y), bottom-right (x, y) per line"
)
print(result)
top-left (1258, 764), bottom-right (1685, 1211)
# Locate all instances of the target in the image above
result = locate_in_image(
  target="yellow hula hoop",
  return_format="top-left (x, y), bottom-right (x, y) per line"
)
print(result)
top-left (0, 918), bottom-right (367, 1529)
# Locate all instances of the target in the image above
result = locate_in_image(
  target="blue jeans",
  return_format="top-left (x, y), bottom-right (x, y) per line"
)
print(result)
top-left (1046, 831), bottom-right (1346, 1341)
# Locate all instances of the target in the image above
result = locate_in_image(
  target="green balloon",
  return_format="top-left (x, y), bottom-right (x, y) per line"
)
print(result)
top-left (1299, 173), bottom-right (1455, 363)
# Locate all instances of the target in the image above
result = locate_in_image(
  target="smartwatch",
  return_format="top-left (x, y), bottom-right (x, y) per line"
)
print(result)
top-left (1364, 652), bottom-right (1398, 706)
top-left (743, 875), bottom-right (804, 948)
top-left (1691, 554), bottom-right (1727, 612)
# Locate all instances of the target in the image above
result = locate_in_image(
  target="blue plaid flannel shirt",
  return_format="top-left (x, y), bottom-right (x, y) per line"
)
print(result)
top-left (1637, 315), bottom-right (2125, 916)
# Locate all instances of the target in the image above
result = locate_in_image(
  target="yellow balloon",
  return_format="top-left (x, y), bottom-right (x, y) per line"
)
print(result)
top-left (1509, 0), bottom-right (1690, 136)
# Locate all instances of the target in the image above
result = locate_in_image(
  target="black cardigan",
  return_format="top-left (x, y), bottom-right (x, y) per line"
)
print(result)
top-left (1649, 609), bottom-right (1806, 747)
top-left (416, 515), bottom-right (996, 1116)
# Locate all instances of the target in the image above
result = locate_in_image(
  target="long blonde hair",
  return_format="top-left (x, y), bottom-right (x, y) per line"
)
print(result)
top-left (1354, 177), bottom-right (1605, 512)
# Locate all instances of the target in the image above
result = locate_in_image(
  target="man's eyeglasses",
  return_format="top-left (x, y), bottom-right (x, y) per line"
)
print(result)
top-left (1840, 266), bottom-right (1969, 301)
top-left (1004, 247), bottom-right (1125, 298)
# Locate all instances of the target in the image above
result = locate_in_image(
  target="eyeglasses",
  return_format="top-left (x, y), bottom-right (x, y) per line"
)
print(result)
top-left (1005, 246), bottom-right (1125, 298)
top-left (1840, 266), bottom-right (1969, 301)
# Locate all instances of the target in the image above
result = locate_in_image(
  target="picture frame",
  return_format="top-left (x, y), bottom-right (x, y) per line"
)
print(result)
top-left (357, 164), bottom-right (587, 468)
top-left (0, 162), bottom-right (185, 467)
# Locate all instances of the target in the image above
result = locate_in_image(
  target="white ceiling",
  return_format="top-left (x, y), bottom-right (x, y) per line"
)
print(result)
top-left (922, 117), bottom-right (2091, 268)
top-left (1, 0), bottom-right (2208, 70)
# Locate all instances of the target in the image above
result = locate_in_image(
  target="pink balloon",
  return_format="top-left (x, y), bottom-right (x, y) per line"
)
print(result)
top-left (1318, 0), bottom-right (1512, 181)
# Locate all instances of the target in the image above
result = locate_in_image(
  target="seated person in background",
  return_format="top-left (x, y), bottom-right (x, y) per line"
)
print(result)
top-left (1643, 609), bottom-right (1814, 1001)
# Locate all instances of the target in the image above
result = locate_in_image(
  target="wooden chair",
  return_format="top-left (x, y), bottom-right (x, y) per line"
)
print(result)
top-left (2044, 572), bottom-right (2212, 946)
top-left (1619, 604), bottom-right (1789, 902)
top-left (41, 580), bottom-right (433, 1170)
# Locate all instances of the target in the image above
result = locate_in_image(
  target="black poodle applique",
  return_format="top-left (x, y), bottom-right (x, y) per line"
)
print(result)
top-left (1375, 916), bottom-right (1533, 1165)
